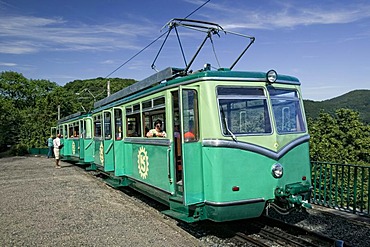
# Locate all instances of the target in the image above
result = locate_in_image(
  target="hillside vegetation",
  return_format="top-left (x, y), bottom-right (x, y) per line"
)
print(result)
top-left (304, 90), bottom-right (370, 123)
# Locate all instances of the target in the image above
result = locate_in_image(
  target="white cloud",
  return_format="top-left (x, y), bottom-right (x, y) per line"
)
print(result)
top-left (0, 62), bottom-right (17, 66)
top-left (101, 60), bottom-right (115, 64)
top-left (0, 15), bottom-right (156, 55)
top-left (186, 0), bottom-right (370, 30)
top-left (0, 41), bottom-right (39, 54)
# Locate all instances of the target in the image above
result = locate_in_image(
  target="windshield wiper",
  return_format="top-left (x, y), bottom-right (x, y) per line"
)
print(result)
top-left (220, 106), bottom-right (237, 142)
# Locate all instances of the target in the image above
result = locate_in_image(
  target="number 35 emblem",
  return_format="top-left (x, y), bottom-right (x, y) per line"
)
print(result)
top-left (137, 146), bottom-right (149, 179)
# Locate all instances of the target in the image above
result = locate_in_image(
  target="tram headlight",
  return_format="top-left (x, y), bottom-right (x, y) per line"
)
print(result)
top-left (272, 163), bottom-right (283, 178)
top-left (266, 69), bottom-right (277, 83)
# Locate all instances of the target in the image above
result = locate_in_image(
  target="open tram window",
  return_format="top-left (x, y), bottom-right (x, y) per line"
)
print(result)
top-left (85, 118), bottom-right (92, 139)
top-left (73, 122), bottom-right (79, 138)
top-left (80, 120), bottom-right (84, 138)
top-left (182, 90), bottom-right (198, 142)
top-left (59, 126), bottom-right (64, 138)
top-left (67, 122), bottom-right (78, 138)
top-left (126, 116), bottom-right (140, 137)
top-left (104, 112), bottom-right (112, 140)
top-left (268, 88), bottom-right (306, 134)
top-left (217, 87), bottom-right (272, 135)
top-left (125, 104), bottom-right (141, 137)
top-left (114, 109), bottom-right (123, 140)
top-left (142, 96), bottom-right (167, 138)
top-left (68, 123), bottom-right (74, 138)
top-left (94, 114), bottom-right (102, 138)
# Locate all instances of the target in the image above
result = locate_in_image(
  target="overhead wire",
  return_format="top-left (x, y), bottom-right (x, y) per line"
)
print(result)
top-left (104, 0), bottom-right (211, 79)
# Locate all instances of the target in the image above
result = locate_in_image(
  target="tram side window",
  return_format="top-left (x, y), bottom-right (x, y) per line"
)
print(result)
top-left (61, 124), bottom-right (68, 138)
top-left (114, 109), bottom-right (123, 140)
top-left (62, 124), bottom-right (68, 138)
top-left (182, 90), bottom-right (199, 142)
top-left (141, 97), bottom-right (166, 137)
top-left (85, 118), bottom-right (92, 139)
top-left (80, 120), bottom-right (85, 138)
top-left (68, 124), bottom-right (73, 138)
top-left (126, 104), bottom-right (141, 137)
top-left (94, 115), bottom-right (102, 138)
top-left (104, 112), bottom-right (112, 140)
top-left (73, 122), bottom-right (79, 137)
top-left (126, 115), bottom-right (141, 137)
top-left (58, 127), bottom-right (63, 138)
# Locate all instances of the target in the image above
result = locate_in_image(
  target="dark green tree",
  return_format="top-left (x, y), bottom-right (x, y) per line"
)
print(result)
top-left (0, 72), bottom-right (60, 150)
top-left (0, 97), bottom-right (19, 151)
top-left (309, 108), bottom-right (370, 165)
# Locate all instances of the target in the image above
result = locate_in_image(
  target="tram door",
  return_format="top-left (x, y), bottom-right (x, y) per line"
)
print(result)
top-left (171, 91), bottom-right (183, 196)
top-left (79, 119), bottom-right (85, 160)
top-left (102, 110), bottom-right (114, 172)
top-left (113, 107), bottom-right (124, 176)
top-left (172, 87), bottom-right (203, 205)
top-left (181, 87), bottom-right (203, 205)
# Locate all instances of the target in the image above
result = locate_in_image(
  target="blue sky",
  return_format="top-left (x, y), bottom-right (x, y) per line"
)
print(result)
top-left (1, 0), bottom-right (369, 101)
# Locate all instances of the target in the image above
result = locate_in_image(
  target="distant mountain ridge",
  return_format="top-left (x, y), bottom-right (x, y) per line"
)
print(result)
top-left (303, 90), bottom-right (370, 124)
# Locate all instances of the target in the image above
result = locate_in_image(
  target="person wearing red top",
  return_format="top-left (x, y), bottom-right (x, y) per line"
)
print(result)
top-left (184, 131), bottom-right (195, 139)
top-left (184, 120), bottom-right (195, 140)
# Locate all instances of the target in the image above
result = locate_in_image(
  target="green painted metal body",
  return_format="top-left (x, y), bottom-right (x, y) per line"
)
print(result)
top-left (200, 143), bottom-right (311, 221)
top-left (79, 137), bottom-right (84, 160)
top-left (93, 138), bottom-right (115, 172)
top-left (61, 138), bottom-right (80, 162)
top-left (114, 140), bottom-right (125, 176)
top-left (131, 143), bottom-right (173, 194)
top-left (82, 139), bottom-right (94, 163)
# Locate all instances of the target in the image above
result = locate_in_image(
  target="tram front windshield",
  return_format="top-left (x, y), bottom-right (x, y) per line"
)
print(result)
top-left (269, 88), bottom-right (306, 134)
top-left (217, 87), bottom-right (306, 136)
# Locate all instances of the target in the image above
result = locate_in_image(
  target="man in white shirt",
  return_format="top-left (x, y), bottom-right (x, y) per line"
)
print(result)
top-left (53, 134), bottom-right (62, 168)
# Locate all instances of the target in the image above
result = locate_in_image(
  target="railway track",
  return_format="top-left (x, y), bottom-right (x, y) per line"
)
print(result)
top-left (228, 216), bottom-right (346, 247)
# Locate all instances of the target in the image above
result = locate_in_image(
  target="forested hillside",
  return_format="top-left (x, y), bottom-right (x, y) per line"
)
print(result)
top-left (304, 90), bottom-right (370, 123)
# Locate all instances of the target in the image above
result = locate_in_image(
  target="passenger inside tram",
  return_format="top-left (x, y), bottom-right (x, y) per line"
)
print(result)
top-left (146, 119), bottom-right (167, 138)
top-left (184, 120), bottom-right (195, 140)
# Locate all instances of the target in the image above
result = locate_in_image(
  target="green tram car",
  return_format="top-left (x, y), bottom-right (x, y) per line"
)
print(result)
top-left (57, 112), bottom-right (94, 165)
top-left (56, 66), bottom-right (312, 222)
top-left (56, 19), bottom-right (311, 222)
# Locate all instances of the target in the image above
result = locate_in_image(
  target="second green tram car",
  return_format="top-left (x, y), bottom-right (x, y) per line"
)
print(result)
top-left (57, 67), bottom-right (312, 222)
top-left (57, 112), bottom-right (94, 165)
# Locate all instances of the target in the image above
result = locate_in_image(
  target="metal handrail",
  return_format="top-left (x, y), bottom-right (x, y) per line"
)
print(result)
top-left (311, 161), bottom-right (370, 217)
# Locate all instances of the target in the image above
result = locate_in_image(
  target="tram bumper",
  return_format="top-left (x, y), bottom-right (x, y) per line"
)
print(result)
top-left (271, 182), bottom-right (312, 214)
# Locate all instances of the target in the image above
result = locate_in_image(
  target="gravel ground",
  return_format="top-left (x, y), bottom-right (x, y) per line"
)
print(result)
top-left (1, 156), bottom-right (369, 247)
top-left (0, 156), bottom-right (204, 247)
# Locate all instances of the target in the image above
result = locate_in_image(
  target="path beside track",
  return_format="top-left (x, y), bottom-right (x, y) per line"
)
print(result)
top-left (0, 156), bottom-right (204, 246)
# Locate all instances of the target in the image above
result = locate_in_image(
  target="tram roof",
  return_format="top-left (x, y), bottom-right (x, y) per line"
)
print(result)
top-left (58, 112), bottom-right (90, 124)
top-left (92, 67), bottom-right (300, 112)
top-left (166, 68), bottom-right (300, 87)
